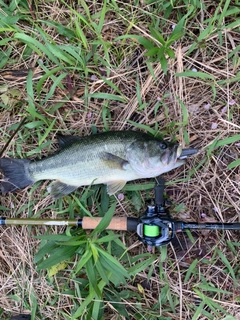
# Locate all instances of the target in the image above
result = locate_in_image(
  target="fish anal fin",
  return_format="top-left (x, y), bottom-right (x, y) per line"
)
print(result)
top-left (107, 180), bottom-right (126, 195)
top-left (103, 152), bottom-right (128, 170)
top-left (57, 134), bottom-right (82, 149)
top-left (47, 181), bottom-right (78, 199)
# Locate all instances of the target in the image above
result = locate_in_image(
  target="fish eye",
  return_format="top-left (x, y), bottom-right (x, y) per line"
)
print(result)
top-left (159, 142), bottom-right (167, 150)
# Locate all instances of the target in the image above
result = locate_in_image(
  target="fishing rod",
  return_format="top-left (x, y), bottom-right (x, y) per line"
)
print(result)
top-left (1, 179), bottom-right (240, 247)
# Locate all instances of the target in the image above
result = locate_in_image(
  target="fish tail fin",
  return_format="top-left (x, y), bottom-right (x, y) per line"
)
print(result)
top-left (0, 158), bottom-right (34, 194)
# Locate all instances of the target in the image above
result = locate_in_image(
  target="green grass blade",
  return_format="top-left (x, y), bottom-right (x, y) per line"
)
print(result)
top-left (36, 66), bottom-right (64, 96)
top-left (184, 259), bottom-right (198, 283)
top-left (14, 33), bottom-right (59, 64)
top-left (214, 134), bottom-right (240, 148)
top-left (192, 301), bottom-right (205, 320)
top-left (38, 118), bottom-right (56, 146)
top-left (175, 71), bottom-right (215, 81)
top-left (227, 159), bottom-right (240, 169)
top-left (87, 92), bottom-right (127, 103)
top-left (128, 256), bottom-right (156, 276)
top-left (217, 249), bottom-right (237, 284)
top-left (43, 72), bottom-right (68, 103)
top-left (45, 42), bottom-right (76, 65)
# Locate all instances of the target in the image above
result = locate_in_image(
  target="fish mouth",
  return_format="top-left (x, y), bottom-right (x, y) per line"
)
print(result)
top-left (178, 147), bottom-right (198, 160)
top-left (161, 145), bottom-right (198, 165)
top-left (161, 145), bottom-right (181, 165)
top-left (176, 145), bottom-right (182, 159)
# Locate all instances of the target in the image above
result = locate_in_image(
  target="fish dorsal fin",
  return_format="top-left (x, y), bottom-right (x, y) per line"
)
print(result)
top-left (107, 180), bottom-right (126, 195)
top-left (103, 152), bottom-right (128, 170)
top-left (57, 134), bottom-right (82, 148)
top-left (47, 180), bottom-right (78, 199)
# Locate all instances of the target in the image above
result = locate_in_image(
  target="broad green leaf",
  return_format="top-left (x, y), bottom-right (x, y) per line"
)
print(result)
top-left (95, 257), bottom-right (110, 284)
top-left (91, 202), bottom-right (116, 236)
top-left (76, 248), bottom-right (92, 273)
top-left (86, 258), bottom-right (102, 297)
top-left (145, 47), bottom-right (159, 57)
top-left (98, 248), bottom-right (129, 280)
top-left (169, 16), bottom-right (186, 40)
top-left (92, 0), bottom-right (108, 34)
top-left (25, 106), bottom-right (49, 125)
top-left (150, 27), bottom-right (165, 45)
top-left (34, 241), bottom-right (58, 264)
top-left (114, 34), bottom-right (153, 49)
top-left (37, 245), bottom-right (77, 270)
top-left (90, 243), bottom-right (99, 263)
top-left (165, 47), bottom-right (175, 58)
top-left (92, 300), bottom-right (103, 320)
top-left (0, 15), bottom-right (19, 27)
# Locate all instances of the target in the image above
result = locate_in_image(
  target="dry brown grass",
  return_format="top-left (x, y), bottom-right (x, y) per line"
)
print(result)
top-left (0, 0), bottom-right (240, 319)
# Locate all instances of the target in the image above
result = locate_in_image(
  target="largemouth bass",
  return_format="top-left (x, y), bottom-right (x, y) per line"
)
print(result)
top-left (0, 131), bottom-right (197, 198)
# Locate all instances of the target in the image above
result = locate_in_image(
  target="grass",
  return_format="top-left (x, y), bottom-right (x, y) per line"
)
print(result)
top-left (0, 0), bottom-right (240, 319)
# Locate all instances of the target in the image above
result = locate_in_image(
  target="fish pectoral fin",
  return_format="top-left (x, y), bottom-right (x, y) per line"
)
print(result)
top-left (103, 152), bottom-right (128, 170)
top-left (107, 180), bottom-right (126, 195)
top-left (57, 134), bottom-right (82, 149)
top-left (47, 181), bottom-right (78, 199)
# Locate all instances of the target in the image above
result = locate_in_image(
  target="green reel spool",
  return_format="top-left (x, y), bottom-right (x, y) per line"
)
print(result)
top-left (143, 225), bottom-right (160, 237)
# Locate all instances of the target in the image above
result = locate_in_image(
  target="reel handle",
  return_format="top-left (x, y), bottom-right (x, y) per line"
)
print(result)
top-left (154, 178), bottom-right (165, 207)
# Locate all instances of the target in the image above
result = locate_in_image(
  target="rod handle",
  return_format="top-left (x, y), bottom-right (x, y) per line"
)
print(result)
top-left (82, 217), bottom-right (128, 230)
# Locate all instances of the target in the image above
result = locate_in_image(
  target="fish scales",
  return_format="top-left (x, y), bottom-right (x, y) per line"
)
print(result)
top-left (29, 132), bottom-right (137, 184)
